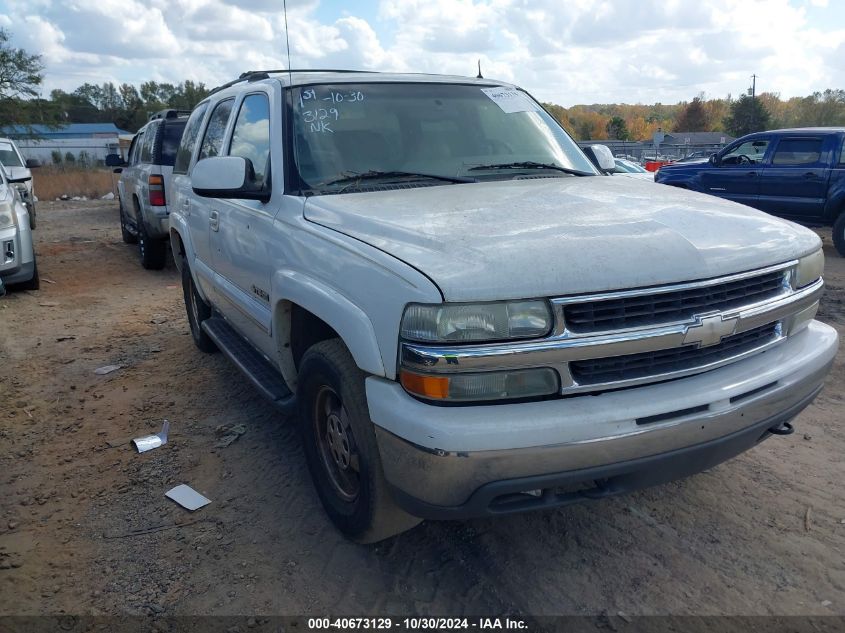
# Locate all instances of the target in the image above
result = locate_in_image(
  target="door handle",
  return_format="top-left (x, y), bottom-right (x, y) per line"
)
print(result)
top-left (746, 171), bottom-right (757, 177)
top-left (803, 172), bottom-right (818, 179)
top-left (209, 210), bottom-right (219, 232)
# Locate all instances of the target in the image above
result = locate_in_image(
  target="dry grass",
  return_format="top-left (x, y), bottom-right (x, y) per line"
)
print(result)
top-left (32, 166), bottom-right (118, 201)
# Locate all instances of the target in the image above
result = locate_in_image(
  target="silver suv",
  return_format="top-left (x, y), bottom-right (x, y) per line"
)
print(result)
top-left (108, 110), bottom-right (189, 269)
top-left (169, 70), bottom-right (835, 542)
top-left (0, 165), bottom-right (38, 290)
top-left (0, 137), bottom-right (38, 230)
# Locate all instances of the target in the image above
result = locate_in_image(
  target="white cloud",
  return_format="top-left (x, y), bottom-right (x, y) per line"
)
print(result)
top-left (2, 0), bottom-right (844, 106)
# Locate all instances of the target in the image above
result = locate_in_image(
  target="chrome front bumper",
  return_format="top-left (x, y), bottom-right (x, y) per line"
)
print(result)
top-left (370, 320), bottom-right (838, 514)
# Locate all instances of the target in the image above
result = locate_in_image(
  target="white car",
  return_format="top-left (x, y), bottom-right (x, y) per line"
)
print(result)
top-left (0, 137), bottom-right (39, 230)
top-left (613, 158), bottom-right (655, 181)
top-left (169, 70), bottom-right (836, 543)
top-left (0, 166), bottom-right (38, 290)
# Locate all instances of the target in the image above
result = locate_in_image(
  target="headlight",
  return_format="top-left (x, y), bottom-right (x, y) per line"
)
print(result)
top-left (401, 300), bottom-right (553, 343)
top-left (795, 249), bottom-right (823, 288)
top-left (0, 205), bottom-right (16, 229)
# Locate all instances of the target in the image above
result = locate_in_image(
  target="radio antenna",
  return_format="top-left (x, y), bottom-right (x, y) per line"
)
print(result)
top-left (283, 0), bottom-right (293, 86)
top-left (477, 59), bottom-right (483, 79)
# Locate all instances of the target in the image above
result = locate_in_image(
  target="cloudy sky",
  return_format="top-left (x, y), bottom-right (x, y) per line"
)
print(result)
top-left (2, 0), bottom-right (844, 106)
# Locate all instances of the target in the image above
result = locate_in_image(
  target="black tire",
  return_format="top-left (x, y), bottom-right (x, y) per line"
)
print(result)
top-left (119, 198), bottom-right (137, 244)
top-left (18, 259), bottom-right (40, 291)
top-left (181, 255), bottom-right (217, 353)
top-left (28, 203), bottom-right (36, 230)
top-left (833, 212), bottom-right (845, 257)
top-left (297, 339), bottom-right (421, 543)
top-left (137, 207), bottom-right (167, 270)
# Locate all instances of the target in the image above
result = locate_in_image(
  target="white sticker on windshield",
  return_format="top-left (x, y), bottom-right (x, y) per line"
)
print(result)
top-left (481, 87), bottom-right (538, 114)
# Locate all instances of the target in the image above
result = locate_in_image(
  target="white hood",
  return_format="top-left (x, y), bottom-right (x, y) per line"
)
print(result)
top-left (304, 176), bottom-right (820, 302)
top-left (4, 166), bottom-right (32, 193)
top-left (4, 166), bottom-right (31, 182)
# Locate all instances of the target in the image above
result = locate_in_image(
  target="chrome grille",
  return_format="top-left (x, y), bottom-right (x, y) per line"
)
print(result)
top-left (570, 323), bottom-right (780, 386)
top-left (563, 269), bottom-right (786, 333)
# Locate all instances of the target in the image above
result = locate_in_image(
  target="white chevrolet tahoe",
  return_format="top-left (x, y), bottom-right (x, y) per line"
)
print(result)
top-left (169, 70), bottom-right (838, 543)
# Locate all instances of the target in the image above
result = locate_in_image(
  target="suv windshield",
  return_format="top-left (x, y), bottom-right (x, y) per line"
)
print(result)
top-left (290, 83), bottom-right (597, 194)
top-left (0, 142), bottom-right (23, 167)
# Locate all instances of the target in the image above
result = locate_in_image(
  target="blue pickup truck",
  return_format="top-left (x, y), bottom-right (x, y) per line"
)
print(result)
top-left (655, 128), bottom-right (845, 255)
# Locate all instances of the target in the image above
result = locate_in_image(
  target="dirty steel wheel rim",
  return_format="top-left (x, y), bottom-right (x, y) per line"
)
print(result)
top-left (313, 385), bottom-right (360, 502)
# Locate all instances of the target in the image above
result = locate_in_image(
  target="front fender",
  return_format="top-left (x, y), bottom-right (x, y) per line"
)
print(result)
top-left (272, 269), bottom-right (385, 378)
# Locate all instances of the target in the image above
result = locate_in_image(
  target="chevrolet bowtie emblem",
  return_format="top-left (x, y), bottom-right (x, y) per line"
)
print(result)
top-left (683, 314), bottom-right (738, 348)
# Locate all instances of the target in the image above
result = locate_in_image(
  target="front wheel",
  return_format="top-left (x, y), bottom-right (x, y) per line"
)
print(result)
top-left (28, 203), bottom-right (36, 230)
top-left (181, 255), bottom-right (217, 353)
top-left (833, 212), bottom-right (845, 257)
top-left (297, 339), bottom-right (421, 543)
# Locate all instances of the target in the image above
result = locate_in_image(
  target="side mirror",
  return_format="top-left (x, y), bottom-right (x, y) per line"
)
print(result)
top-left (112, 168), bottom-right (123, 174)
top-left (105, 153), bottom-right (126, 167)
top-left (589, 144), bottom-right (616, 172)
top-left (708, 153), bottom-right (720, 166)
top-left (192, 156), bottom-right (269, 202)
top-left (25, 158), bottom-right (41, 168)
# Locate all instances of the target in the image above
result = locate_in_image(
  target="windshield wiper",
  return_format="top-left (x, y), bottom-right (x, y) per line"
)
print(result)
top-left (467, 161), bottom-right (593, 177)
top-left (320, 170), bottom-right (475, 188)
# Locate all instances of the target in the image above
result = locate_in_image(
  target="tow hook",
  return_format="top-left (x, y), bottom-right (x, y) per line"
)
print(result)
top-left (768, 421), bottom-right (795, 436)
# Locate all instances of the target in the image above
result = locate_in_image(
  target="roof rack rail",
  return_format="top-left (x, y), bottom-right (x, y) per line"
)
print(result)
top-left (149, 109), bottom-right (192, 121)
top-left (209, 69), bottom-right (379, 95)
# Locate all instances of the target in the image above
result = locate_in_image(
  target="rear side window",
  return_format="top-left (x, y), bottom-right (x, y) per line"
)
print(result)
top-left (198, 99), bottom-right (235, 161)
top-left (173, 102), bottom-right (210, 174)
top-left (128, 135), bottom-right (141, 165)
top-left (159, 122), bottom-right (186, 167)
top-left (139, 124), bottom-right (157, 163)
top-left (229, 93), bottom-right (271, 188)
top-left (771, 138), bottom-right (823, 165)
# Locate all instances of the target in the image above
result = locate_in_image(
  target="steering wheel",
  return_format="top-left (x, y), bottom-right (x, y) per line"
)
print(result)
top-left (737, 154), bottom-right (752, 165)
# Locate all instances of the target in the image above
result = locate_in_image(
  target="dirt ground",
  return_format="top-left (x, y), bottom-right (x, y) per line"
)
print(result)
top-left (1, 201), bottom-right (844, 622)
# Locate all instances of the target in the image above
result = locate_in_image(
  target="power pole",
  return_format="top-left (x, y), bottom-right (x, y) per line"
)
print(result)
top-left (750, 73), bottom-right (758, 131)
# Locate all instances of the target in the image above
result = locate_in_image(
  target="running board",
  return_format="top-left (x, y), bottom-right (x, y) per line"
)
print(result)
top-left (201, 316), bottom-right (296, 415)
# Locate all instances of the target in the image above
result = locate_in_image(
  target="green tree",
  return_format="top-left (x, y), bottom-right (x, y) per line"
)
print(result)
top-left (724, 94), bottom-right (771, 136)
top-left (0, 29), bottom-right (45, 126)
top-left (64, 151), bottom-right (75, 164)
top-left (51, 149), bottom-right (62, 165)
top-left (605, 115), bottom-right (629, 140)
top-left (0, 29), bottom-right (43, 100)
top-left (674, 96), bottom-right (710, 131)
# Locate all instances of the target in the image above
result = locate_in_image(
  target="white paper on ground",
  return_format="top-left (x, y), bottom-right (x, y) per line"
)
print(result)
top-left (133, 419), bottom-right (170, 453)
top-left (94, 364), bottom-right (121, 375)
top-left (480, 87), bottom-right (539, 114)
top-left (165, 484), bottom-right (211, 511)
